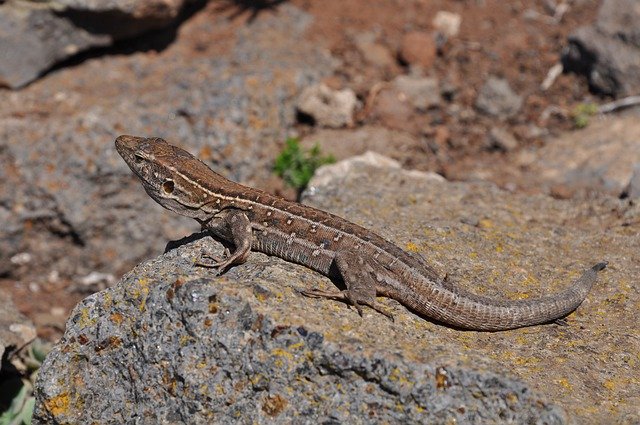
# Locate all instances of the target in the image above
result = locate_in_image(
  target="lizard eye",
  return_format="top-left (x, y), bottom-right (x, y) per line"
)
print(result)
top-left (134, 153), bottom-right (145, 164)
top-left (162, 180), bottom-right (175, 194)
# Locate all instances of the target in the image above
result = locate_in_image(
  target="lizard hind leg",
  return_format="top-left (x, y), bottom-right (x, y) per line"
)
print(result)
top-left (301, 253), bottom-right (394, 320)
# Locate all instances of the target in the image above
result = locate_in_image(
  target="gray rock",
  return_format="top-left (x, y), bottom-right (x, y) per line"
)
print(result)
top-left (562, 0), bottom-right (640, 97)
top-left (528, 114), bottom-right (640, 197)
top-left (32, 242), bottom-right (565, 424)
top-left (0, 289), bottom-right (37, 373)
top-left (0, 4), bottom-right (336, 285)
top-left (392, 75), bottom-right (441, 111)
top-left (296, 83), bottom-right (358, 128)
top-left (34, 154), bottom-right (639, 423)
top-left (475, 77), bottom-right (523, 119)
top-left (0, 0), bottom-right (191, 88)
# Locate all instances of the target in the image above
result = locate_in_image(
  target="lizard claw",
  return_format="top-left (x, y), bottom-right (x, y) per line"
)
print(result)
top-left (301, 288), bottom-right (394, 321)
top-left (195, 251), bottom-right (231, 275)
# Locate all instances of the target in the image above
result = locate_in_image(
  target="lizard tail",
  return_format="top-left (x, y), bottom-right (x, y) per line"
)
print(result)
top-left (408, 262), bottom-right (608, 331)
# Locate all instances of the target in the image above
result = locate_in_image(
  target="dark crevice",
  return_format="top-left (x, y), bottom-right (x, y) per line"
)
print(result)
top-left (42, 0), bottom-right (208, 79)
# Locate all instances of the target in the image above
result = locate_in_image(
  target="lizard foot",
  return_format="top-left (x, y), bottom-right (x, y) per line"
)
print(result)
top-left (301, 289), bottom-right (394, 321)
top-left (195, 249), bottom-right (232, 275)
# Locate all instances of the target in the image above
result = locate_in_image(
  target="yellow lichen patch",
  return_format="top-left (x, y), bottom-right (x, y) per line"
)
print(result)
top-left (393, 372), bottom-right (414, 389)
top-left (78, 307), bottom-right (97, 328)
top-left (555, 378), bottom-right (573, 391)
top-left (44, 392), bottom-right (70, 416)
top-left (505, 392), bottom-right (519, 406)
top-left (513, 356), bottom-right (540, 367)
top-left (288, 341), bottom-right (305, 351)
top-left (179, 335), bottom-right (193, 347)
top-left (495, 244), bottom-right (504, 253)
top-left (103, 292), bottom-right (113, 309)
top-left (254, 292), bottom-right (268, 302)
top-left (405, 242), bottom-right (420, 253)
top-left (271, 347), bottom-right (294, 362)
top-left (602, 380), bottom-right (616, 391)
top-left (478, 218), bottom-right (494, 229)
top-left (137, 278), bottom-right (150, 312)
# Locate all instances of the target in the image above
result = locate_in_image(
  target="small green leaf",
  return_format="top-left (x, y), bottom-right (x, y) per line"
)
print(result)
top-left (273, 137), bottom-right (335, 193)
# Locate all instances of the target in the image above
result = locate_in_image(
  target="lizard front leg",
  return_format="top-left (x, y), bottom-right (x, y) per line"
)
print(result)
top-left (302, 253), bottom-right (394, 320)
top-left (196, 208), bottom-right (252, 274)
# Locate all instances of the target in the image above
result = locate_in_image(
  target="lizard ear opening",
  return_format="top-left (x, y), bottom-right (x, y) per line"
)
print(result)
top-left (162, 180), bottom-right (175, 194)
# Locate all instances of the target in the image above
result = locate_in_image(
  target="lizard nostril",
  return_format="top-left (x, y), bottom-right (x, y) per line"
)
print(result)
top-left (162, 180), bottom-right (175, 194)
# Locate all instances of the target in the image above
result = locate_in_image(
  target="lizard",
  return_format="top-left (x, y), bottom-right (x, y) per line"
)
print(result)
top-left (115, 135), bottom-right (607, 331)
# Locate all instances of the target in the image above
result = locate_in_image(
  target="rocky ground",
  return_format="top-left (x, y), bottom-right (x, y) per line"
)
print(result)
top-left (1, 0), bottom-right (639, 422)
top-left (33, 156), bottom-right (639, 423)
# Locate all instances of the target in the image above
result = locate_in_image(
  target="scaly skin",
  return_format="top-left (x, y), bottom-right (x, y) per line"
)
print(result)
top-left (115, 135), bottom-right (607, 331)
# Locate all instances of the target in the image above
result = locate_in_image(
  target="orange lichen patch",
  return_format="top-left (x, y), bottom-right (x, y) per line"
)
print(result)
top-left (262, 393), bottom-right (287, 416)
top-left (94, 336), bottom-right (122, 353)
top-left (44, 392), bottom-right (70, 416)
top-left (435, 367), bottom-right (450, 389)
top-left (199, 145), bottom-right (213, 160)
top-left (208, 295), bottom-right (219, 314)
top-left (110, 312), bottom-right (123, 324)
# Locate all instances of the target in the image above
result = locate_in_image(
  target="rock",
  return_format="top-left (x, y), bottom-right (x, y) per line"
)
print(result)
top-left (56, 0), bottom-right (185, 16)
top-left (432, 11), bottom-right (462, 38)
top-left (0, 3), bottom-right (338, 289)
top-left (0, 0), bottom-right (194, 89)
top-left (354, 33), bottom-right (396, 69)
top-left (529, 114), bottom-right (640, 197)
top-left (368, 87), bottom-right (415, 131)
top-left (309, 151), bottom-right (444, 189)
top-left (392, 75), bottom-right (441, 110)
top-left (562, 0), bottom-right (640, 97)
top-left (34, 154), bottom-right (638, 424)
top-left (296, 84), bottom-right (358, 128)
top-left (475, 76), bottom-right (523, 119)
top-left (0, 289), bottom-right (37, 373)
top-left (488, 127), bottom-right (519, 151)
top-left (399, 31), bottom-right (437, 69)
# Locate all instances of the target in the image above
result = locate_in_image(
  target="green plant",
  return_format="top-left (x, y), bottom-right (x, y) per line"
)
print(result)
top-left (571, 102), bottom-right (598, 128)
top-left (0, 340), bottom-right (48, 425)
top-left (273, 137), bottom-right (335, 194)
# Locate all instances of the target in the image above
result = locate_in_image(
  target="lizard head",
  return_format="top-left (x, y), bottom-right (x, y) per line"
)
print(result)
top-left (115, 135), bottom-right (229, 220)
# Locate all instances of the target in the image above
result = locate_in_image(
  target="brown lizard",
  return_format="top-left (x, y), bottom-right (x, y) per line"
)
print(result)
top-left (115, 135), bottom-right (607, 331)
